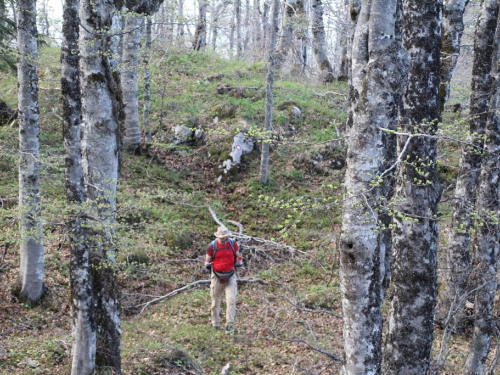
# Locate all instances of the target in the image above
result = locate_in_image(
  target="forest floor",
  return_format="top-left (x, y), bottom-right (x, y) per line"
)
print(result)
top-left (0, 47), bottom-right (497, 374)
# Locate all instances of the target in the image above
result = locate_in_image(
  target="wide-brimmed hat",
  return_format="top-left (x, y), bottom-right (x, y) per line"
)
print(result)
top-left (214, 226), bottom-right (231, 238)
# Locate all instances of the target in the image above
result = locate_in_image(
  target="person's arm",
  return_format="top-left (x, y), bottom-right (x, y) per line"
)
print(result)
top-left (205, 253), bottom-right (212, 268)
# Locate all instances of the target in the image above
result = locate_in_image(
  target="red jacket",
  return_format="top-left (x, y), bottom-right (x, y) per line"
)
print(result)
top-left (207, 239), bottom-right (239, 272)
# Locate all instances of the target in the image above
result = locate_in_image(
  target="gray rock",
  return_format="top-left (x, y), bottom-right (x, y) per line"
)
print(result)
top-left (290, 106), bottom-right (301, 118)
top-left (173, 125), bottom-right (194, 145)
top-left (231, 132), bottom-right (254, 164)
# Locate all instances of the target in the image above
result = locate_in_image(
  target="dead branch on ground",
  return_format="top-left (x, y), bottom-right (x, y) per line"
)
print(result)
top-left (136, 277), bottom-right (264, 314)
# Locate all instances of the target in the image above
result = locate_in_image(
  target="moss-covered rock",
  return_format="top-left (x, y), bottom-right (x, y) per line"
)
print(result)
top-left (117, 249), bottom-right (150, 265)
top-left (276, 100), bottom-right (298, 111)
top-left (209, 104), bottom-right (236, 119)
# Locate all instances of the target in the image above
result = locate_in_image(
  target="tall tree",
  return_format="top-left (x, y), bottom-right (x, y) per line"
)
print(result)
top-left (236, 0), bottom-right (242, 56)
top-left (79, 0), bottom-right (122, 369)
top-left (438, 0), bottom-right (470, 117)
top-left (382, 0), bottom-right (442, 373)
top-left (121, 11), bottom-right (143, 153)
top-left (259, 0), bottom-right (279, 184)
top-left (435, 0), bottom-right (499, 327)
top-left (143, 16), bottom-right (152, 145)
top-left (0, 0), bottom-right (16, 71)
top-left (193, 0), bottom-right (208, 50)
top-left (61, 0), bottom-right (96, 372)
top-left (311, 0), bottom-right (334, 82)
top-left (339, 0), bottom-right (409, 372)
top-left (13, 0), bottom-right (45, 305)
top-left (336, 0), bottom-right (361, 82)
top-left (464, 16), bottom-right (500, 373)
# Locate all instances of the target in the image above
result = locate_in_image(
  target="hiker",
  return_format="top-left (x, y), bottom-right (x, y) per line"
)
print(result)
top-left (205, 226), bottom-right (243, 333)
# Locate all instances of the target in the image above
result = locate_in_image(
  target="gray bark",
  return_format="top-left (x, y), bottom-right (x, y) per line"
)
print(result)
top-left (259, 0), bottom-right (279, 184)
top-left (464, 15), bottom-right (500, 375)
top-left (438, 0), bottom-right (469, 117)
top-left (275, 0), bottom-right (295, 69)
top-left (14, 0), bottom-right (45, 305)
top-left (244, 0), bottom-right (250, 53)
top-left (79, 0), bottom-right (121, 370)
top-left (336, 0), bottom-right (361, 82)
top-left (311, 0), bottom-right (333, 82)
top-left (121, 12), bottom-right (143, 153)
top-left (61, 0), bottom-right (96, 372)
top-left (382, 0), bottom-right (443, 374)
top-left (143, 16), bottom-right (152, 144)
top-left (435, 0), bottom-right (499, 327)
top-left (236, 0), bottom-right (242, 56)
top-left (339, 0), bottom-right (410, 373)
top-left (211, 0), bottom-right (230, 49)
top-left (193, 0), bottom-right (208, 50)
top-left (178, 0), bottom-right (185, 41)
top-left (109, 8), bottom-right (124, 71)
top-left (262, 0), bottom-right (270, 51)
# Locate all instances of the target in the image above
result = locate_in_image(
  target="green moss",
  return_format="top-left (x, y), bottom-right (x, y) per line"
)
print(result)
top-left (117, 249), bottom-right (150, 266)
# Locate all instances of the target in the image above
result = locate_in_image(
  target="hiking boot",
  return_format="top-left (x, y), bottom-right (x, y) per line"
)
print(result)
top-left (225, 323), bottom-right (237, 334)
top-left (213, 325), bottom-right (221, 331)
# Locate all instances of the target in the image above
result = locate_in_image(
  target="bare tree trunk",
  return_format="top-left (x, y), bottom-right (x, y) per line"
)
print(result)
top-left (259, 0), bottom-right (279, 184)
top-left (236, 0), bottom-right (242, 56)
top-left (382, 0), bottom-right (442, 374)
top-left (121, 12), bottom-right (143, 154)
top-left (275, 0), bottom-right (294, 69)
top-left (39, 0), bottom-right (50, 37)
top-left (178, 0), bottom-right (185, 43)
top-left (262, 0), bottom-right (270, 51)
top-left (438, 0), bottom-right (469, 117)
top-left (464, 15), bottom-right (500, 375)
top-left (79, 0), bottom-right (122, 370)
top-left (192, 0), bottom-right (208, 50)
top-left (211, 0), bottom-right (230, 49)
top-left (311, 0), bottom-right (333, 82)
top-left (244, 0), bottom-right (250, 53)
top-left (14, 0), bottom-right (45, 305)
top-left (61, 0), bottom-right (96, 372)
top-left (435, 0), bottom-right (499, 327)
top-left (339, 0), bottom-right (410, 372)
top-left (230, 2), bottom-right (235, 54)
top-left (336, 0), bottom-right (360, 82)
top-left (379, 0), bottom-right (404, 300)
top-left (109, 8), bottom-right (124, 71)
top-left (143, 16), bottom-right (152, 145)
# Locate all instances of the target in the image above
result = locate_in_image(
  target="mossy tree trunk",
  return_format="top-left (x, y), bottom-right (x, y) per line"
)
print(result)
top-left (61, 0), bottom-right (96, 372)
top-left (79, 0), bottom-right (121, 370)
top-left (464, 15), bottom-right (500, 374)
top-left (382, 0), bottom-right (442, 373)
top-left (435, 0), bottom-right (499, 328)
top-left (15, 0), bottom-right (45, 305)
top-left (339, 0), bottom-right (410, 372)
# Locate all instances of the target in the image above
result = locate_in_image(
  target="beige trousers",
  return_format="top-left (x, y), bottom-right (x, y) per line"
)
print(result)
top-left (210, 272), bottom-right (237, 328)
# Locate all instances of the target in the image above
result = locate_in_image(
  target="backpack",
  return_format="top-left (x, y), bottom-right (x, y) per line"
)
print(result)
top-left (210, 239), bottom-right (237, 283)
top-left (210, 238), bottom-right (237, 264)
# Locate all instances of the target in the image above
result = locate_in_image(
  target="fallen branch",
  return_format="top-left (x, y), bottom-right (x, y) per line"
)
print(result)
top-left (208, 206), bottom-right (306, 256)
top-left (268, 326), bottom-right (343, 363)
top-left (313, 90), bottom-right (347, 100)
top-left (136, 277), bottom-right (265, 314)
